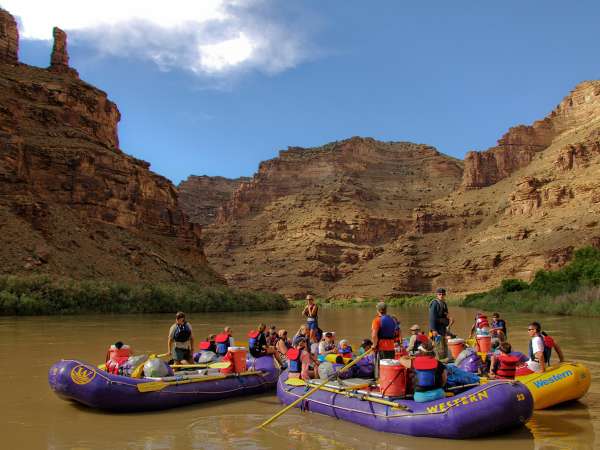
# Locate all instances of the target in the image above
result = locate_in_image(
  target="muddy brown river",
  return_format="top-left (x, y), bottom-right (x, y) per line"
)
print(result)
top-left (0, 307), bottom-right (597, 449)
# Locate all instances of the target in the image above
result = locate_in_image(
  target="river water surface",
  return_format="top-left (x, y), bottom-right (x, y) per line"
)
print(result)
top-left (1, 307), bottom-right (598, 449)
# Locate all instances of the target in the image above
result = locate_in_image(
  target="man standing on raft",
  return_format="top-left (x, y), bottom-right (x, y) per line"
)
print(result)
top-left (429, 287), bottom-right (453, 360)
top-left (168, 311), bottom-right (195, 364)
top-left (302, 294), bottom-right (319, 344)
top-left (371, 302), bottom-right (397, 379)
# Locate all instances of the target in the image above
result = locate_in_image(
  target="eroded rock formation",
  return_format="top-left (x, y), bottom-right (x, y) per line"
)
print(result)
top-left (0, 8), bottom-right (18, 64)
top-left (49, 27), bottom-right (78, 77)
top-left (187, 81), bottom-right (600, 298)
top-left (463, 81), bottom-right (600, 188)
top-left (0, 10), bottom-right (221, 284)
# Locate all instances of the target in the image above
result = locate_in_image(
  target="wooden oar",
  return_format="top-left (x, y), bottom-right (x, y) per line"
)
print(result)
top-left (259, 348), bottom-right (375, 428)
top-left (137, 370), bottom-right (261, 393)
top-left (285, 377), bottom-right (409, 410)
top-left (171, 361), bottom-right (230, 369)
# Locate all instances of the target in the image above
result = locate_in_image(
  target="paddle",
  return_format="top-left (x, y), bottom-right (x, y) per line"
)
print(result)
top-left (137, 370), bottom-right (261, 393)
top-left (171, 361), bottom-right (230, 369)
top-left (259, 348), bottom-right (375, 428)
top-left (285, 377), bottom-right (409, 409)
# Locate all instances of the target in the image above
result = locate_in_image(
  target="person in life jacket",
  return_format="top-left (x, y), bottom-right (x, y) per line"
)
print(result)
top-left (275, 329), bottom-right (292, 369)
top-left (401, 341), bottom-right (446, 403)
top-left (105, 341), bottom-right (132, 375)
top-left (337, 339), bottom-right (353, 359)
top-left (371, 302), bottom-right (398, 378)
top-left (215, 327), bottom-right (234, 356)
top-left (318, 331), bottom-right (336, 355)
top-left (521, 321), bottom-right (551, 374)
top-left (286, 337), bottom-right (314, 380)
top-left (302, 294), bottom-right (319, 344)
top-left (248, 323), bottom-right (275, 358)
top-left (489, 342), bottom-right (524, 379)
top-left (428, 288), bottom-right (453, 360)
top-left (198, 334), bottom-right (217, 353)
top-left (407, 324), bottom-right (429, 355)
top-left (168, 311), bottom-right (195, 364)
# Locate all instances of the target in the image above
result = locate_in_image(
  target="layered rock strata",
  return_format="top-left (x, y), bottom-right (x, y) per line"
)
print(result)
top-left (190, 81), bottom-right (600, 298)
top-left (0, 8), bottom-right (18, 64)
top-left (0, 10), bottom-right (221, 284)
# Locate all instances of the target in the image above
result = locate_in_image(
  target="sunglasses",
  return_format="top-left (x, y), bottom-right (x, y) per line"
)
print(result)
top-left (527, 328), bottom-right (536, 331)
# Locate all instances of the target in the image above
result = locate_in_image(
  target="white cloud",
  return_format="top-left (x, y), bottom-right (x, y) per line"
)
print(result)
top-left (1, 0), bottom-right (313, 76)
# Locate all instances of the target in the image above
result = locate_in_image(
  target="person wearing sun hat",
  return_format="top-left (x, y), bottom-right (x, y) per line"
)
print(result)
top-left (408, 324), bottom-right (429, 355)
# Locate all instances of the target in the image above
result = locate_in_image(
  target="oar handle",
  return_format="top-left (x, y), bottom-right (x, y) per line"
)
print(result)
top-left (259, 348), bottom-right (374, 429)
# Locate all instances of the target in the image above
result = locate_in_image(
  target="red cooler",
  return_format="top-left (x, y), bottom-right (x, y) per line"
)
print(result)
top-left (448, 338), bottom-right (465, 359)
top-left (228, 346), bottom-right (248, 373)
top-left (476, 335), bottom-right (492, 353)
top-left (379, 359), bottom-right (406, 397)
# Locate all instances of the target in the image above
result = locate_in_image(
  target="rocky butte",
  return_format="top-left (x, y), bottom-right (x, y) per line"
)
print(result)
top-left (0, 9), bottom-right (221, 284)
top-left (185, 82), bottom-right (600, 298)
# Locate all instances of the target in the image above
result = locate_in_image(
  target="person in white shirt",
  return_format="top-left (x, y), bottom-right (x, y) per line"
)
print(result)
top-left (526, 322), bottom-right (546, 373)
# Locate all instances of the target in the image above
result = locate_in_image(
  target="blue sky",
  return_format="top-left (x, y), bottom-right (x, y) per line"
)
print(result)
top-left (7, 1), bottom-right (600, 183)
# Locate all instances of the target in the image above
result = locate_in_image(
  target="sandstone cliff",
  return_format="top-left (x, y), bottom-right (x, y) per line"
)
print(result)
top-left (0, 9), bottom-right (222, 284)
top-left (178, 175), bottom-right (249, 226)
top-left (188, 81), bottom-right (600, 298)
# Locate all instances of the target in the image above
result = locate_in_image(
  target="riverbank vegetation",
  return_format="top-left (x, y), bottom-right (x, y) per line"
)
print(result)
top-left (461, 246), bottom-right (600, 316)
top-left (290, 294), bottom-right (462, 309)
top-left (0, 276), bottom-right (289, 315)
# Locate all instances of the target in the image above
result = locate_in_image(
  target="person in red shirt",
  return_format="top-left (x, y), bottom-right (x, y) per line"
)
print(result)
top-left (371, 302), bottom-right (398, 379)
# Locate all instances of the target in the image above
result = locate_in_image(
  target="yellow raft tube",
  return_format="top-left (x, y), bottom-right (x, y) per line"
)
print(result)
top-left (516, 362), bottom-right (591, 409)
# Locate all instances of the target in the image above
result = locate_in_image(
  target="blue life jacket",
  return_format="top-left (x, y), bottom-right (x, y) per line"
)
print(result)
top-left (173, 322), bottom-right (191, 342)
top-left (413, 356), bottom-right (440, 391)
top-left (378, 314), bottom-right (396, 340)
top-left (286, 348), bottom-right (302, 373)
top-left (248, 330), bottom-right (261, 353)
top-left (215, 333), bottom-right (230, 356)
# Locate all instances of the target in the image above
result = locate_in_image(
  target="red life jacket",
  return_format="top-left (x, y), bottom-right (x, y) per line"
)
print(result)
top-left (215, 332), bottom-right (230, 355)
top-left (495, 353), bottom-right (521, 379)
top-left (416, 334), bottom-right (429, 344)
top-left (286, 348), bottom-right (302, 373)
top-left (105, 345), bottom-right (132, 374)
top-left (215, 333), bottom-right (229, 343)
top-left (198, 341), bottom-right (212, 350)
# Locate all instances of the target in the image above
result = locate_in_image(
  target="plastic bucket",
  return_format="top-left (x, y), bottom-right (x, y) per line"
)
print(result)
top-left (228, 346), bottom-right (248, 373)
top-left (448, 338), bottom-right (465, 359)
top-left (476, 335), bottom-right (492, 353)
top-left (379, 359), bottom-right (406, 397)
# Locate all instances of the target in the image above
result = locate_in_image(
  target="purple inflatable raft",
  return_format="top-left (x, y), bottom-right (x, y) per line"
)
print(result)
top-left (49, 356), bottom-right (279, 412)
top-left (276, 371), bottom-right (533, 439)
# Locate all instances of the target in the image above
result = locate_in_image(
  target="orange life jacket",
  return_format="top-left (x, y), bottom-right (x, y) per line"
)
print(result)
top-left (495, 353), bottom-right (521, 379)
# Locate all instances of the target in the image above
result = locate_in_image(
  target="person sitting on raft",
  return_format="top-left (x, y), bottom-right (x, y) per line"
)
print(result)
top-left (248, 323), bottom-right (275, 358)
top-left (356, 339), bottom-right (376, 378)
top-left (168, 311), bottom-right (195, 365)
top-left (214, 327), bottom-right (234, 357)
top-left (337, 339), bottom-right (353, 360)
top-left (407, 324), bottom-right (429, 355)
top-left (275, 329), bottom-right (291, 368)
top-left (292, 324), bottom-right (310, 347)
top-left (518, 322), bottom-right (565, 375)
top-left (266, 325), bottom-right (278, 346)
top-left (287, 337), bottom-right (316, 381)
top-left (491, 312), bottom-right (507, 338)
top-left (489, 342), bottom-right (527, 379)
top-left (105, 341), bottom-right (132, 375)
top-left (399, 341), bottom-right (447, 403)
top-left (318, 331), bottom-right (337, 355)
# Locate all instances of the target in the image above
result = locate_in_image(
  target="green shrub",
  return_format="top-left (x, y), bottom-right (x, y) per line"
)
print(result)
top-left (500, 279), bottom-right (529, 292)
top-left (0, 275), bottom-right (289, 316)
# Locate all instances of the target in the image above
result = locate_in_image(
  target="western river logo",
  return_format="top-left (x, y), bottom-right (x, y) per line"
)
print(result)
top-left (70, 365), bottom-right (96, 385)
top-left (532, 369), bottom-right (573, 389)
top-left (426, 390), bottom-right (489, 413)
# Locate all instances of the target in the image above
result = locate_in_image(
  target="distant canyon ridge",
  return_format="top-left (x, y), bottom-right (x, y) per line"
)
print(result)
top-left (2, 8), bottom-right (600, 298)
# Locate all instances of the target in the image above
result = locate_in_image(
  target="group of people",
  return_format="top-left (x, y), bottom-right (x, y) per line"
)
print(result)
top-left (105, 289), bottom-right (566, 402)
